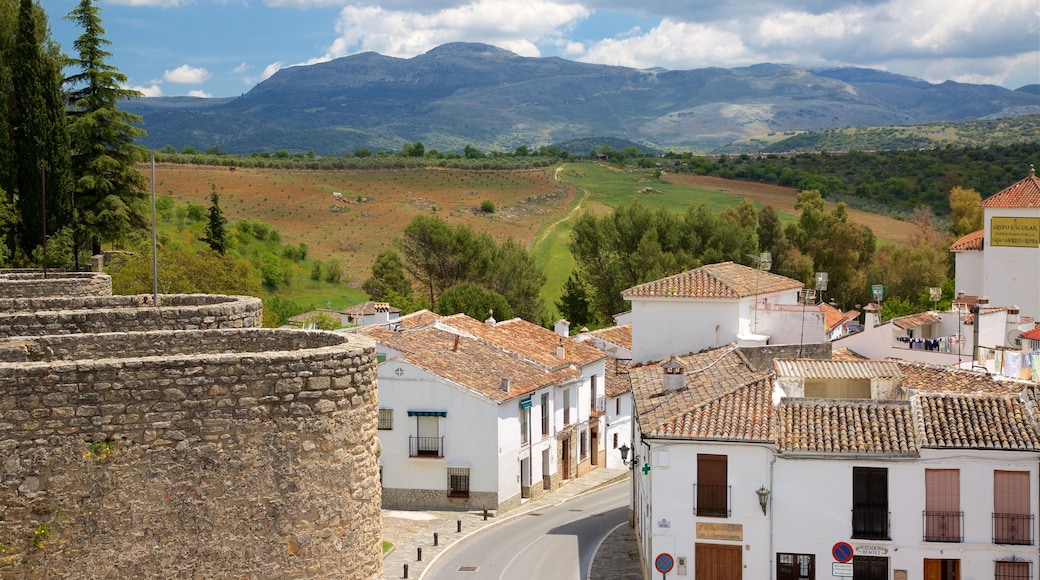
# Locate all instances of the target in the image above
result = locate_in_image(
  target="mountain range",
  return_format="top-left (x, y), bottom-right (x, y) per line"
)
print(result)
top-left (123, 42), bottom-right (1040, 155)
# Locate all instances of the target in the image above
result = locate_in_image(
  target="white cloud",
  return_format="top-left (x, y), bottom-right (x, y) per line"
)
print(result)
top-left (321, 0), bottom-right (590, 62)
top-left (579, 19), bottom-right (758, 70)
top-left (244, 62), bottom-right (285, 86)
top-left (106, 0), bottom-right (190, 6)
top-left (128, 83), bottom-right (163, 97)
top-left (163, 64), bottom-right (212, 84)
top-left (232, 62), bottom-right (251, 74)
top-left (187, 89), bottom-right (213, 98)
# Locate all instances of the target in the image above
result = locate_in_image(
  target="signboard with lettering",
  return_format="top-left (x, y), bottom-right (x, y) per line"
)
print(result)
top-left (696, 522), bottom-right (743, 541)
top-left (832, 562), bottom-right (854, 577)
top-left (991, 217), bottom-right (1040, 247)
top-left (855, 545), bottom-right (888, 556)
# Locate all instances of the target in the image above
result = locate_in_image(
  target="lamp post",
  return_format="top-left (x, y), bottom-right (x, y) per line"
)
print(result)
top-left (756, 486), bottom-right (770, 516)
top-left (619, 443), bottom-right (639, 527)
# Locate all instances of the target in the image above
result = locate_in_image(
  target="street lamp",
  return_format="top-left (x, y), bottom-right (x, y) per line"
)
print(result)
top-left (618, 443), bottom-right (639, 468)
top-left (756, 486), bottom-right (770, 516)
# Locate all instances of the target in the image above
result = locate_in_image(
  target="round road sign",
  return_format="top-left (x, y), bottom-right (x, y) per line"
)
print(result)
top-left (655, 552), bottom-right (675, 573)
top-left (832, 542), bottom-right (854, 563)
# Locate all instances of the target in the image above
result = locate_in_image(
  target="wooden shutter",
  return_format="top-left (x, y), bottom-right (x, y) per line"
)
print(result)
top-left (925, 469), bottom-right (959, 512)
top-left (995, 470), bottom-right (1029, 514)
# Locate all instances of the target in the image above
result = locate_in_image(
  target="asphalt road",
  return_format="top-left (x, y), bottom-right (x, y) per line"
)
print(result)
top-left (422, 482), bottom-right (628, 579)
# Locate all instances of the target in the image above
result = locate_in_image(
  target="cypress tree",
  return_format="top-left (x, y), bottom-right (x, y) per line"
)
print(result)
top-left (202, 189), bottom-right (228, 256)
top-left (64, 0), bottom-right (147, 266)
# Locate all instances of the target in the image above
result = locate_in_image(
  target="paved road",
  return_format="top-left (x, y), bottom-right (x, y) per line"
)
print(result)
top-left (422, 482), bottom-right (628, 579)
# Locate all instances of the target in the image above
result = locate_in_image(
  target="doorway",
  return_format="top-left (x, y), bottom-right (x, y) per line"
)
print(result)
top-left (695, 543), bottom-right (741, 580)
top-left (924, 559), bottom-right (960, 580)
top-left (561, 438), bottom-right (571, 480)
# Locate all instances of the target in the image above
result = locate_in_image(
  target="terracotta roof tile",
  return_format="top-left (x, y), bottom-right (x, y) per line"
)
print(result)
top-left (980, 169), bottom-right (1040, 208)
top-left (774, 359), bottom-right (902, 380)
top-left (893, 312), bottom-right (942, 330)
top-left (437, 314), bottom-right (605, 371)
top-left (950, 230), bottom-right (984, 251)
top-left (622, 261), bottom-right (803, 299)
top-left (831, 348), bottom-right (868, 361)
top-left (1021, 328), bottom-right (1040, 341)
top-left (898, 361), bottom-right (1029, 394)
top-left (287, 309), bottom-right (341, 324)
top-left (340, 300), bottom-right (400, 316)
top-left (912, 392), bottom-right (1040, 450)
top-left (390, 309), bottom-right (442, 330)
top-left (585, 323), bottom-right (633, 350)
top-left (656, 378), bottom-right (773, 441)
top-left (604, 358), bottom-right (632, 398)
top-left (775, 399), bottom-right (917, 455)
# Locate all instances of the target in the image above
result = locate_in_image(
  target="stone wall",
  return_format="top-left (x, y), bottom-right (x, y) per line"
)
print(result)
top-left (738, 342), bottom-right (832, 372)
top-left (0, 294), bottom-right (263, 339)
top-left (0, 271), bottom-right (111, 298)
top-left (382, 488), bottom-right (499, 513)
top-left (0, 328), bottom-right (382, 579)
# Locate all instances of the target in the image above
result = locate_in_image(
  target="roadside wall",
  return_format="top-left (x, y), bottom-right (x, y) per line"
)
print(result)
top-left (0, 328), bottom-right (382, 579)
top-left (0, 271), bottom-right (111, 298)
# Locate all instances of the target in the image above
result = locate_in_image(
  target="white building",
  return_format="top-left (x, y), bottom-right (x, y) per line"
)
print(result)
top-left (622, 261), bottom-right (812, 364)
top-left (629, 348), bottom-right (1040, 580)
top-left (952, 166), bottom-right (1040, 321)
top-left (576, 323), bottom-right (635, 468)
top-left (359, 312), bottom-right (607, 512)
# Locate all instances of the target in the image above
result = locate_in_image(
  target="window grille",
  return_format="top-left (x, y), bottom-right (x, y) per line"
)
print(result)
top-left (995, 559), bottom-right (1032, 580)
top-left (378, 408), bottom-right (393, 430)
top-left (447, 467), bottom-right (470, 498)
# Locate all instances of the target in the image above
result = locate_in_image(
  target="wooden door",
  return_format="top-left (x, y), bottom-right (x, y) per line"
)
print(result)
top-left (561, 438), bottom-right (570, 480)
top-left (695, 543), bottom-right (741, 580)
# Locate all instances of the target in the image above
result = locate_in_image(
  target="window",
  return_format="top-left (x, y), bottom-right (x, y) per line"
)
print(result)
top-left (579, 428), bottom-right (588, 459)
top-left (612, 433), bottom-right (618, 449)
top-left (853, 556), bottom-right (888, 580)
top-left (447, 467), bottom-right (470, 498)
top-left (924, 469), bottom-right (962, 542)
top-left (852, 467), bottom-right (889, 539)
top-left (378, 408), bottom-right (393, 430)
top-left (995, 560), bottom-right (1032, 580)
top-left (520, 398), bottom-right (531, 445)
top-left (563, 389), bottom-right (572, 426)
top-left (777, 553), bottom-right (814, 580)
top-left (408, 411), bottom-right (445, 457)
top-left (694, 454), bottom-right (729, 517)
top-left (616, 397), bottom-right (620, 415)
top-left (541, 393), bottom-right (549, 437)
top-left (994, 470), bottom-right (1032, 545)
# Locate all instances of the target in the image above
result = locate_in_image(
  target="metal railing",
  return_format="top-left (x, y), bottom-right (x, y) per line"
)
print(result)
top-left (923, 510), bottom-right (963, 542)
top-left (993, 513), bottom-right (1034, 545)
top-left (591, 395), bottom-right (606, 417)
top-left (693, 484), bottom-right (731, 517)
top-left (851, 508), bottom-right (891, 540)
top-left (409, 436), bottom-right (444, 457)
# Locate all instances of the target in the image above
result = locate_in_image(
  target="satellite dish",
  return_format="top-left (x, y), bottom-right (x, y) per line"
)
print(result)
top-left (1007, 329), bottom-right (1022, 347)
top-left (929, 287), bottom-right (942, 302)
top-left (814, 272), bottom-right (828, 291)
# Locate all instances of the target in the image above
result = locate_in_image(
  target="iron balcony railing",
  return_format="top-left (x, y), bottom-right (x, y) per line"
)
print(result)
top-left (409, 436), bottom-right (444, 457)
top-left (851, 508), bottom-right (891, 540)
top-left (693, 484), bottom-right (732, 517)
top-left (591, 395), bottom-right (606, 417)
top-left (993, 513), bottom-right (1034, 545)
top-left (923, 510), bottom-right (964, 543)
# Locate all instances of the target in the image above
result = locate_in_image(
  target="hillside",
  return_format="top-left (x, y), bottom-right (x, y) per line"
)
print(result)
top-left (121, 43), bottom-right (1040, 155)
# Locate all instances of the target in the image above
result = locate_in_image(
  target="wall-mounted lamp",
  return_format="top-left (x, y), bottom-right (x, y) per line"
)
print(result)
top-left (756, 486), bottom-right (770, 516)
top-left (619, 443), bottom-right (638, 468)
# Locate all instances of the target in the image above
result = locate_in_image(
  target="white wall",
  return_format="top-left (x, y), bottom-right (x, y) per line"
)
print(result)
top-left (604, 393), bottom-right (633, 468)
top-left (982, 207), bottom-right (1040, 321)
top-left (630, 298), bottom-right (741, 364)
top-left (755, 304), bottom-right (826, 346)
top-left (953, 251), bottom-right (984, 297)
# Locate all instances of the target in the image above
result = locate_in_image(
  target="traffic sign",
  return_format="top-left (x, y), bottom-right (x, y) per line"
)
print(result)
top-left (655, 553), bottom-right (674, 574)
top-left (832, 542), bottom-right (853, 563)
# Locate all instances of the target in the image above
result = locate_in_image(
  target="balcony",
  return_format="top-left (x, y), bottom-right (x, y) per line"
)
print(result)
top-left (923, 510), bottom-right (963, 542)
top-left (993, 513), bottom-right (1034, 545)
top-left (591, 395), bottom-right (606, 418)
top-left (851, 508), bottom-right (891, 540)
top-left (693, 484), bottom-right (731, 517)
top-left (409, 436), bottom-right (444, 458)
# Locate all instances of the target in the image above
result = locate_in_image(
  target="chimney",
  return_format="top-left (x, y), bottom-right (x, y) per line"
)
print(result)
top-left (485, 309), bottom-right (496, 325)
top-left (662, 355), bottom-right (686, 392)
top-left (1009, 305), bottom-right (1020, 323)
top-left (501, 378), bottom-right (510, 393)
top-left (556, 338), bottom-right (566, 359)
top-left (554, 319), bottom-right (570, 337)
top-left (453, 334), bottom-right (460, 352)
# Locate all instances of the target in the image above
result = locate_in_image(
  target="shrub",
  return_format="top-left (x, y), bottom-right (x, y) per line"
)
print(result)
top-left (480, 200), bottom-right (496, 213)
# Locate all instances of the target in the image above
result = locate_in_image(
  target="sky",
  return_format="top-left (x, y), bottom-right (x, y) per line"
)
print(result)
top-left (47, 0), bottom-right (1040, 99)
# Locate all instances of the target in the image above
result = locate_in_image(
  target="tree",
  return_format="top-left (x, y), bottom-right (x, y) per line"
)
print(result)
top-left (64, 0), bottom-right (148, 265)
top-left (362, 250), bottom-right (412, 300)
top-left (202, 188), bottom-right (228, 255)
top-left (107, 246), bottom-right (261, 295)
top-left (949, 186), bottom-right (983, 237)
top-left (555, 271), bottom-right (592, 329)
top-left (435, 282), bottom-right (513, 321)
top-left (11, 0), bottom-right (73, 258)
top-left (397, 215), bottom-right (488, 310)
top-left (485, 237), bottom-right (546, 324)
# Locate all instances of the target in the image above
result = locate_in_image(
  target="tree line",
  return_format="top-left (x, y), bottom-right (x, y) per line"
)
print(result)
top-left (0, 0), bottom-right (146, 268)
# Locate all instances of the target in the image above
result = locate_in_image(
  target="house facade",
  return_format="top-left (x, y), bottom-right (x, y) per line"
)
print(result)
top-left (360, 312), bottom-right (607, 512)
top-left (576, 323), bottom-right (635, 469)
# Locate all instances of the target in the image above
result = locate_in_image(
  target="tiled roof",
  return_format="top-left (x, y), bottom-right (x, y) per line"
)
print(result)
top-left (980, 168), bottom-right (1040, 208)
top-left (438, 314), bottom-right (605, 371)
top-left (898, 361), bottom-right (1028, 395)
top-left (912, 392), bottom-right (1040, 450)
top-left (655, 378), bottom-right (773, 441)
top-left (287, 309), bottom-right (341, 324)
top-left (893, 312), bottom-right (942, 330)
top-left (774, 359), bottom-right (902, 380)
top-left (1021, 328), bottom-right (1040, 341)
top-left (361, 325), bottom-right (570, 401)
top-left (631, 347), bottom-right (771, 441)
top-left (341, 300), bottom-right (400, 316)
top-left (622, 261), bottom-right (803, 299)
top-left (390, 309), bottom-right (442, 330)
top-left (949, 230), bottom-right (984, 251)
top-left (604, 359), bottom-right (632, 398)
top-left (820, 302), bottom-right (859, 333)
top-left (831, 348), bottom-right (868, 361)
top-left (586, 323), bottom-right (633, 350)
top-left (775, 399), bottom-right (917, 455)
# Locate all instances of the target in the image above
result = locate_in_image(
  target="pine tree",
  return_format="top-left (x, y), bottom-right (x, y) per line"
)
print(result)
top-left (203, 189), bottom-right (228, 255)
top-left (64, 0), bottom-right (147, 265)
top-left (11, 0), bottom-right (73, 258)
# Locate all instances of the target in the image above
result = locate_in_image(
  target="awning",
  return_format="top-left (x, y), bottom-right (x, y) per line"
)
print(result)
top-left (407, 410), bottom-right (447, 417)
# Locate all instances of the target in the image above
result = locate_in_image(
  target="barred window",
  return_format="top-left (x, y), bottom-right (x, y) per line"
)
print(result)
top-left (996, 560), bottom-right (1032, 580)
top-left (447, 467), bottom-right (470, 498)
top-left (378, 408), bottom-right (393, 430)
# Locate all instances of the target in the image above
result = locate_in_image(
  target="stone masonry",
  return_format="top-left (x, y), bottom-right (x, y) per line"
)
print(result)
top-left (0, 271), bottom-right (112, 298)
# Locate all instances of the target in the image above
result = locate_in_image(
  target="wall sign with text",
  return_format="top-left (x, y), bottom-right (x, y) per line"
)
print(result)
top-left (991, 217), bottom-right (1040, 247)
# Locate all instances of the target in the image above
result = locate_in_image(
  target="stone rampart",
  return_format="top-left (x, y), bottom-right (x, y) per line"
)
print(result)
top-left (0, 271), bottom-right (111, 298)
top-left (0, 294), bottom-right (263, 338)
top-left (0, 328), bottom-right (382, 579)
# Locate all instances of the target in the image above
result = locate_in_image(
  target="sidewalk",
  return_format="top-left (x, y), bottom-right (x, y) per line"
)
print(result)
top-left (381, 467), bottom-right (641, 579)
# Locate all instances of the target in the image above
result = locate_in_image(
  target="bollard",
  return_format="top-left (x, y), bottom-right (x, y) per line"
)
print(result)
top-left (483, 508), bottom-right (488, 521)
top-left (434, 532), bottom-right (439, 546)
top-left (417, 547), bottom-right (422, 561)
top-left (457, 519), bottom-right (462, 533)
top-left (404, 564), bottom-right (409, 579)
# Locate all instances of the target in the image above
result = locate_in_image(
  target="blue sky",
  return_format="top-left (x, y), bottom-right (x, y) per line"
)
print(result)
top-left (47, 0), bottom-right (1040, 99)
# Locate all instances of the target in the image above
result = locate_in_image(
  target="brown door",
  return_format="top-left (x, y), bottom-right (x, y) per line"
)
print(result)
top-left (777, 553), bottom-right (814, 580)
top-left (924, 559), bottom-right (960, 580)
top-left (561, 438), bottom-right (570, 480)
top-left (695, 543), bottom-right (741, 580)
top-left (590, 428), bottom-right (599, 466)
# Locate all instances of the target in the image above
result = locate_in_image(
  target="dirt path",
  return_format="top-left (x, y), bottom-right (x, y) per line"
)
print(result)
top-left (533, 165), bottom-right (590, 247)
